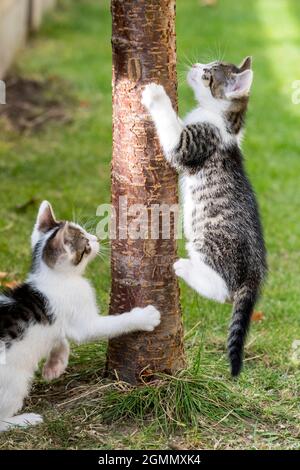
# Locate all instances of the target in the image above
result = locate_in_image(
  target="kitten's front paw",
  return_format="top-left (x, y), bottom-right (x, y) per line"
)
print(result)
top-left (142, 83), bottom-right (169, 110)
top-left (131, 305), bottom-right (161, 332)
top-left (173, 258), bottom-right (192, 283)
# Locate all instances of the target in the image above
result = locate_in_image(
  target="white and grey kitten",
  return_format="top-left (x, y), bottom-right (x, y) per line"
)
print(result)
top-left (0, 201), bottom-right (160, 431)
top-left (142, 57), bottom-right (266, 377)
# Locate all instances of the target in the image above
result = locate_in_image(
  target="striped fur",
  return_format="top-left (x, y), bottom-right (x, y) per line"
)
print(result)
top-left (176, 132), bottom-right (267, 376)
top-left (143, 57), bottom-right (267, 376)
top-left (0, 284), bottom-right (52, 349)
top-left (229, 284), bottom-right (259, 376)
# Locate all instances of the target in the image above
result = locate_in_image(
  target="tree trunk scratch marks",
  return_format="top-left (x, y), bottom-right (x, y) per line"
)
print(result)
top-left (106, 0), bottom-right (185, 385)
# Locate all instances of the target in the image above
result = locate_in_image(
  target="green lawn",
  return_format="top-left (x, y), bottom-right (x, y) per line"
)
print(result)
top-left (0, 0), bottom-right (300, 450)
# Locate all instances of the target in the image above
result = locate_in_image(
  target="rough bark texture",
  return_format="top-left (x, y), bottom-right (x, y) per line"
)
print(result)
top-left (106, 0), bottom-right (185, 384)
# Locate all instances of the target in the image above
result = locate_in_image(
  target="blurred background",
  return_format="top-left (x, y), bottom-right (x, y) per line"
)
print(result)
top-left (0, 0), bottom-right (299, 450)
top-left (0, 0), bottom-right (57, 79)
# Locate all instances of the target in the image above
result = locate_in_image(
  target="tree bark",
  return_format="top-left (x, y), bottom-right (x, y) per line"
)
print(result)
top-left (106, 0), bottom-right (185, 384)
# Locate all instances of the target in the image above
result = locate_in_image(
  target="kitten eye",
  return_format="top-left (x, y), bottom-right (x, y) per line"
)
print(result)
top-left (77, 249), bottom-right (86, 264)
top-left (85, 243), bottom-right (91, 255)
top-left (77, 243), bottom-right (91, 264)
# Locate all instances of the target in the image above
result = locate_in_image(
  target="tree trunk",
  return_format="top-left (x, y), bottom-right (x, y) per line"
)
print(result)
top-left (106, 0), bottom-right (185, 384)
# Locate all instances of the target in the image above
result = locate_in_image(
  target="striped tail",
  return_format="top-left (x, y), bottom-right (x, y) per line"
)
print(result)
top-left (228, 283), bottom-right (258, 377)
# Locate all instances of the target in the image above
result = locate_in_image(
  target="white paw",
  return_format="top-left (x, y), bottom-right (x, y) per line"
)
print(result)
top-left (173, 258), bottom-right (192, 282)
top-left (141, 83), bottom-right (169, 110)
top-left (43, 360), bottom-right (67, 381)
top-left (131, 305), bottom-right (161, 332)
top-left (10, 413), bottom-right (43, 428)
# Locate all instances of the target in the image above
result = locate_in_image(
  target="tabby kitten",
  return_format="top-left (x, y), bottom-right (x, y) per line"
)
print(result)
top-left (0, 201), bottom-right (160, 431)
top-left (142, 57), bottom-right (267, 376)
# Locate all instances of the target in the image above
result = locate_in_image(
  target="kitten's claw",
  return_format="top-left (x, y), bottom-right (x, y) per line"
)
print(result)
top-left (130, 305), bottom-right (161, 332)
top-left (142, 83), bottom-right (169, 110)
top-left (173, 258), bottom-right (192, 283)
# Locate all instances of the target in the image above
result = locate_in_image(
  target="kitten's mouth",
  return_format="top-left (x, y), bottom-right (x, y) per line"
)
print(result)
top-left (188, 64), bottom-right (209, 85)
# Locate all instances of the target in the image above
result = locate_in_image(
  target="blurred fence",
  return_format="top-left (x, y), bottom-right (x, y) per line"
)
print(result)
top-left (0, 0), bottom-right (57, 79)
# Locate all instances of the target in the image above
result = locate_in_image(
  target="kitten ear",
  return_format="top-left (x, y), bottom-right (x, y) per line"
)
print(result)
top-left (225, 69), bottom-right (253, 100)
top-left (32, 201), bottom-right (58, 248)
top-left (238, 56), bottom-right (252, 72)
top-left (36, 201), bottom-right (58, 233)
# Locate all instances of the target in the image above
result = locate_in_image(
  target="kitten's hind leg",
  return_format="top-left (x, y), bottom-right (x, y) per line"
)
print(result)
top-left (174, 258), bottom-right (229, 303)
top-left (43, 338), bottom-right (70, 381)
top-left (0, 413), bottom-right (43, 432)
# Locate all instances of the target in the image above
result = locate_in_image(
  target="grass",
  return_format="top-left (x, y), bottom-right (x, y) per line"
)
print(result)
top-left (0, 0), bottom-right (300, 450)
